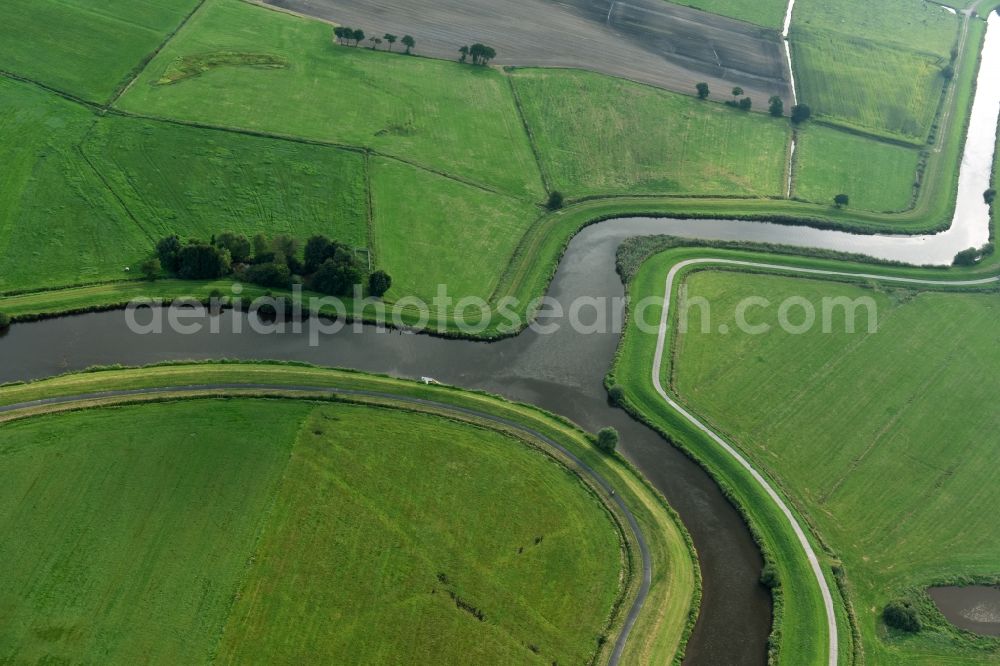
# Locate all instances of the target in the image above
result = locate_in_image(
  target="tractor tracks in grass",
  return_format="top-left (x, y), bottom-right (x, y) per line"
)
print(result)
top-left (0, 382), bottom-right (653, 666)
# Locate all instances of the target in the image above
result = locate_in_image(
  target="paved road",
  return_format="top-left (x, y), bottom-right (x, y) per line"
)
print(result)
top-left (0, 382), bottom-right (653, 666)
top-left (652, 258), bottom-right (1000, 666)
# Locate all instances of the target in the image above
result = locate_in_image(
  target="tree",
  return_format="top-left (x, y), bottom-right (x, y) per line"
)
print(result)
top-left (546, 190), bottom-right (564, 211)
top-left (271, 234), bottom-right (300, 267)
top-left (768, 95), bottom-right (784, 117)
top-left (731, 86), bottom-right (743, 102)
top-left (156, 235), bottom-right (182, 273)
top-left (468, 43), bottom-right (496, 65)
top-left (791, 104), bottom-right (812, 124)
top-left (608, 384), bottom-right (625, 406)
top-left (953, 246), bottom-right (982, 266)
top-left (759, 562), bottom-right (780, 589)
top-left (0, 311), bottom-right (11, 330)
top-left (596, 427), bottom-right (619, 454)
top-left (333, 26), bottom-right (349, 44)
top-left (177, 243), bottom-right (231, 280)
top-left (459, 45), bottom-right (469, 63)
top-left (738, 96), bottom-right (752, 111)
top-left (352, 29), bottom-right (365, 46)
top-left (696, 82), bottom-right (710, 99)
top-left (141, 257), bottom-right (162, 281)
top-left (215, 232), bottom-right (252, 264)
top-left (305, 235), bottom-right (335, 273)
top-left (401, 35), bottom-right (415, 54)
top-left (384, 33), bottom-right (397, 51)
top-left (985, 188), bottom-right (997, 204)
top-left (883, 600), bottom-right (921, 633)
top-left (941, 64), bottom-right (955, 80)
top-left (368, 270), bottom-right (392, 297)
top-left (369, 36), bottom-right (382, 50)
top-left (252, 233), bottom-right (270, 260)
top-left (241, 261), bottom-right (292, 289)
top-left (834, 193), bottom-right (850, 208)
top-left (312, 257), bottom-right (364, 296)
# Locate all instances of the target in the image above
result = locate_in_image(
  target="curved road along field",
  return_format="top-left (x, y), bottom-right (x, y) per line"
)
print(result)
top-left (652, 258), bottom-right (1000, 666)
top-left (0, 383), bottom-right (653, 666)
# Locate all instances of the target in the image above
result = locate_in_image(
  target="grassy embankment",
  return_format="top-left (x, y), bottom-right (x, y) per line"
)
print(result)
top-left (0, 362), bottom-right (699, 665)
top-left (609, 236), bottom-right (1000, 664)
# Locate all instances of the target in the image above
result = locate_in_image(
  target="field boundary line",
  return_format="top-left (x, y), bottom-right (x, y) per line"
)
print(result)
top-left (105, 0), bottom-right (210, 109)
top-left (652, 257), bottom-right (1000, 666)
top-left (505, 74), bottom-right (552, 194)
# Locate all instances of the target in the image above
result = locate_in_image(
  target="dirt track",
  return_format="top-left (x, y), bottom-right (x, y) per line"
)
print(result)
top-left (265, 0), bottom-right (791, 105)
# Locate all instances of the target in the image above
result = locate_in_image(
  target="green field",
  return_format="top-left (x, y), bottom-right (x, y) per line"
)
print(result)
top-left (512, 68), bottom-right (790, 199)
top-left (795, 0), bottom-right (960, 56)
top-left (793, 28), bottom-right (949, 141)
top-left (0, 0), bottom-right (200, 102)
top-left (0, 78), bottom-right (149, 292)
top-left (793, 124), bottom-right (922, 211)
top-left (84, 115), bottom-right (369, 247)
top-left (677, 0), bottom-right (788, 28)
top-left (371, 158), bottom-right (540, 301)
top-left (617, 250), bottom-right (1000, 663)
top-left (0, 396), bottom-right (627, 664)
top-left (117, 0), bottom-right (544, 199)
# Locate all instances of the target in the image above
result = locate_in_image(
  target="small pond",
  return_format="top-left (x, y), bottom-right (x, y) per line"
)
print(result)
top-left (929, 586), bottom-right (1000, 636)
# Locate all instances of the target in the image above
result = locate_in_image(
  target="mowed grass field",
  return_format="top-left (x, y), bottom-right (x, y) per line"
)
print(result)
top-left (676, 0), bottom-right (788, 28)
top-left (793, 124), bottom-right (922, 211)
top-left (117, 0), bottom-right (544, 199)
top-left (669, 270), bottom-right (1000, 663)
top-left (0, 78), bottom-right (150, 292)
top-left (370, 159), bottom-right (540, 301)
top-left (0, 0), bottom-right (200, 102)
top-left (512, 69), bottom-right (790, 199)
top-left (792, 28), bottom-right (949, 141)
top-left (0, 398), bottom-right (625, 664)
top-left (795, 0), bottom-right (960, 56)
top-left (83, 116), bottom-right (368, 247)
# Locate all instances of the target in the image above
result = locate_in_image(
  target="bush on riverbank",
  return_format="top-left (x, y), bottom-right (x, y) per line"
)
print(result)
top-left (0, 311), bottom-right (10, 329)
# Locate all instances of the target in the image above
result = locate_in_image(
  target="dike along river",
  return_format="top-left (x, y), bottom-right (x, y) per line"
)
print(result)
top-left (2, 11), bottom-right (998, 666)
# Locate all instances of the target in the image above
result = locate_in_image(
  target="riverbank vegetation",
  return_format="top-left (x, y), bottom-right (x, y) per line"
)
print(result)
top-left (0, 362), bottom-right (699, 664)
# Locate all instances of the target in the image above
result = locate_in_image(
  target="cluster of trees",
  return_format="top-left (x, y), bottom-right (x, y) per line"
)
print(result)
top-left (727, 86), bottom-right (753, 111)
top-left (334, 27), bottom-right (414, 53)
top-left (152, 232), bottom-right (392, 297)
top-left (953, 242), bottom-right (994, 266)
top-left (694, 82), bottom-right (811, 124)
top-left (458, 43), bottom-right (496, 65)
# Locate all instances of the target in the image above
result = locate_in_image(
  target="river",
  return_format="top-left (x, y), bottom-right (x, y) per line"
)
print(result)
top-left (1, 11), bottom-right (998, 666)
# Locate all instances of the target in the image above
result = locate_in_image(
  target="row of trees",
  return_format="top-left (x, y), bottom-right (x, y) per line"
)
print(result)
top-left (695, 82), bottom-right (811, 123)
top-left (152, 232), bottom-right (392, 297)
top-left (334, 27), bottom-right (415, 54)
top-left (458, 43), bottom-right (496, 65)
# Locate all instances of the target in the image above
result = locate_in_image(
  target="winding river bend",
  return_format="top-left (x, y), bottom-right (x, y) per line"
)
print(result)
top-left (2, 11), bottom-right (998, 666)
